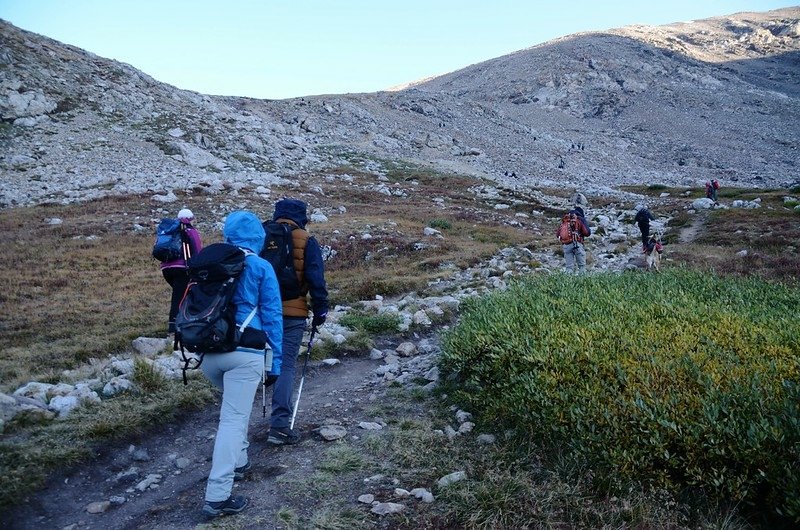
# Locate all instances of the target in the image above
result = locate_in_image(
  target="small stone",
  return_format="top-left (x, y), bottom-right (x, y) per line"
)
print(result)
top-left (458, 421), bottom-right (475, 434)
top-left (410, 487), bottom-right (434, 503)
top-left (370, 502), bottom-right (405, 516)
top-left (109, 496), bottom-right (126, 505)
top-left (394, 488), bottom-right (410, 498)
top-left (319, 425), bottom-right (347, 441)
top-left (321, 358), bottom-right (340, 366)
top-left (437, 471), bottom-right (467, 488)
top-left (358, 421), bottom-right (383, 431)
top-left (357, 494), bottom-right (374, 504)
top-left (476, 434), bottom-right (496, 444)
top-left (174, 457), bottom-right (190, 469)
top-left (85, 500), bottom-right (110, 514)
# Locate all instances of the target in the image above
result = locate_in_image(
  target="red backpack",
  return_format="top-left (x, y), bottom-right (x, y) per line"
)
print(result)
top-left (557, 213), bottom-right (581, 244)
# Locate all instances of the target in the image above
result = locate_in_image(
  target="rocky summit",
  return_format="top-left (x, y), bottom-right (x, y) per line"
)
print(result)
top-left (1, 7), bottom-right (799, 208)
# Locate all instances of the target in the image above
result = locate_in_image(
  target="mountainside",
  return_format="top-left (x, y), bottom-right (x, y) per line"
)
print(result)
top-left (1, 7), bottom-right (799, 208)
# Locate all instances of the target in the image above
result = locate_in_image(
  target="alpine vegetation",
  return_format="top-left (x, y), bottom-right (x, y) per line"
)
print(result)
top-left (440, 269), bottom-right (800, 520)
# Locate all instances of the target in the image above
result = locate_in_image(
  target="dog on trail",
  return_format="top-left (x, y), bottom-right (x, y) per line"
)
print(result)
top-left (644, 233), bottom-right (664, 272)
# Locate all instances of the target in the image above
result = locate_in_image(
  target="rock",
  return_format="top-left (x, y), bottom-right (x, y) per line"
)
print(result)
top-left (455, 410), bottom-right (473, 423)
top-left (423, 366), bottom-right (440, 382)
top-left (134, 473), bottom-right (162, 492)
top-left (410, 487), bottom-right (435, 503)
top-left (369, 348), bottom-right (385, 360)
top-left (370, 502), bottom-right (405, 516)
top-left (692, 198), bottom-right (715, 209)
top-left (85, 500), bottom-right (111, 514)
top-left (174, 457), bottom-right (190, 469)
top-left (358, 421), bottom-right (383, 431)
top-left (103, 376), bottom-right (134, 397)
top-left (48, 395), bottom-right (80, 418)
top-left (395, 342), bottom-right (417, 357)
top-left (13, 381), bottom-right (54, 404)
top-left (131, 337), bottom-right (169, 357)
top-left (319, 425), bottom-right (347, 441)
top-left (477, 434), bottom-right (496, 444)
top-left (131, 447), bottom-right (150, 462)
top-left (357, 493), bottom-right (375, 504)
top-left (458, 421), bottom-right (475, 434)
top-left (444, 425), bottom-right (458, 440)
top-left (437, 471), bottom-right (467, 488)
top-left (0, 392), bottom-right (20, 422)
top-left (109, 495), bottom-right (126, 505)
top-left (412, 310), bottom-right (432, 326)
top-left (736, 249), bottom-right (748, 257)
top-left (321, 358), bottom-right (340, 366)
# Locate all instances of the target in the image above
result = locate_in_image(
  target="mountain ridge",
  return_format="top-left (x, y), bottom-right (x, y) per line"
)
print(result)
top-left (1, 7), bottom-right (798, 208)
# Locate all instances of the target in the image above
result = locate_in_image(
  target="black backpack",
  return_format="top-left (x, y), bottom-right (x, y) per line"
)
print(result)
top-left (175, 243), bottom-right (255, 384)
top-left (260, 221), bottom-right (302, 301)
top-left (152, 218), bottom-right (185, 262)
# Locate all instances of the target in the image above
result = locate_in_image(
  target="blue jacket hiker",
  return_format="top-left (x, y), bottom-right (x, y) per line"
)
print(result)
top-left (201, 210), bottom-right (283, 517)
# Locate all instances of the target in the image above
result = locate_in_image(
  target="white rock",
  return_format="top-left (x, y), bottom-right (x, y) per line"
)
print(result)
top-left (357, 494), bottom-right (375, 504)
top-left (319, 425), bottom-right (347, 441)
top-left (321, 358), bottom-right (340, 366)
top-left (395, 342), bottom-right (417, 357)
top-left (412, 310), bottom-right (432, 326)
top-left (48, 395), bottom-right (80, 418)
top-left (437, 471), bottom-right (467, 488)
top-left (394, 488), bottom-right (410, 498)
top-left (370, 502), bottom-right (405, 516)
top-left (103, 376), bottom-right (134, 397)
top-left (131, 337), bottom-right (169, 357)
top-left (14, 382), bottom-right (54, 403)
top-left (358, 421), bottom-right (383, 431)
top-left (410, 487), bottom-right (435, 503)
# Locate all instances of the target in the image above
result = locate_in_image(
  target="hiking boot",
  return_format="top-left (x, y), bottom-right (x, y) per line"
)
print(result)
top-left (233, 461), bottom-right (252, 481)
top-left (202, 495), bottom-right (248, 517)
top-left (267, 426), bottom-right (300, 446)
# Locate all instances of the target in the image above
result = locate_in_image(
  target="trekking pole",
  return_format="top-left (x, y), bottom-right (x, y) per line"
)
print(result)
top-left (289, 327), bottom-right (317, 430)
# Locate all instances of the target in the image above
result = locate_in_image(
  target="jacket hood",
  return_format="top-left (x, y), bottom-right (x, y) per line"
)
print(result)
top-left (224, 211), bottom-right (265, 253)
top-left (273, 199), bottom-right (308, 228)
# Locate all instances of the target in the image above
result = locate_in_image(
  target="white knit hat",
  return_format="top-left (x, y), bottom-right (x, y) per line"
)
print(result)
top-left (177, 208), bottom-right (194, 222)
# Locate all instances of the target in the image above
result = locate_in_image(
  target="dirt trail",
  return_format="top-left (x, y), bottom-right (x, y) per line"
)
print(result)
top-left (5, 357), bottom-right (383, 530)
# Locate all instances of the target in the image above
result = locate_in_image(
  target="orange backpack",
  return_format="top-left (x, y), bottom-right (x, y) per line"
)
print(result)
top-left (557, 213), bottom-right (580, 244)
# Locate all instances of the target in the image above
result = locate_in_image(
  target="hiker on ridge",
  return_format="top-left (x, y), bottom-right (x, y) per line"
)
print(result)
top-left (201, 210), bottom-right (284, 517)
top-left (634, 204), bottom-right (656, 250)
top-left (160, 208), bottom-right (202, 334)
top-left (556, 205), bottom-right (591, 274)
top-left (264, 199), bottom-right (329, 446)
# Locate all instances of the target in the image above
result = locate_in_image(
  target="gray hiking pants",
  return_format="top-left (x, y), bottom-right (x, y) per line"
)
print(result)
top-left (563, 243), bottom-right (586, 273)
top-left (201, 348), bottom-right (263, 502)
top-left (270, 318), bottom-right (307, 429)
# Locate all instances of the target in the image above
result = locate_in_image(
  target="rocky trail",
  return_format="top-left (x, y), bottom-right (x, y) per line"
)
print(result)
top-left (4, 356), bottom-right (392, 529)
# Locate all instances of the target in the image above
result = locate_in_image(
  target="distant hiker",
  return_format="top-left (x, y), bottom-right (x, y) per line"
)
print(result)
top-left (556, 206), bottom-right (591, 273)
top-left (201, 211), bottom-right (284, 518)
top-left (511, 171), bottom-right (517, 178)
top-left (156, 208), bottom-right (202, 334)
top-left (558, 157), bottom-right (565, 169)
top-left (570, 192), bottom-right (589, 209)
top-left (634, 204), bottom-right (656, 249)
top-left (705, 179), bottom-right (720, 202)
top-left (262, 199), bottom-right (329, 446)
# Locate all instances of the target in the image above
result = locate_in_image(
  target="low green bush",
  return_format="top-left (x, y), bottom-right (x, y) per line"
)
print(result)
top-left (340, 311), bottom-right (401, 334)
top-left (429, 218), bottom-right (452, 230)
top-left (440, 269), bottom-right (800, 521)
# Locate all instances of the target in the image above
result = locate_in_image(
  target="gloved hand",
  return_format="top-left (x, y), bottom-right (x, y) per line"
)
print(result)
top-left (312, 312), bottom-right (327, 329)
top-left (265, 374), bottom-right (278, 387)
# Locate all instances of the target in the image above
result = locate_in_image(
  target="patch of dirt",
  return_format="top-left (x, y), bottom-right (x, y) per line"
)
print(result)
top-left (4, 356), bottom-right (387, 529)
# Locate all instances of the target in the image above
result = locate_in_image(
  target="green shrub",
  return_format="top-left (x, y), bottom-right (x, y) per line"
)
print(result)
top-left (440, 270), bottom-right (800, 521)
top-left (340, 311), bottom-right (401, 334)
top-left (429, 218), bottom-right (452, 230)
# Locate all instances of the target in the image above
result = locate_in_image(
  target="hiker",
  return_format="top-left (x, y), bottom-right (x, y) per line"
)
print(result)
top-left (556, 206), bottom-right (591, 273)
top-left (266, 199), bottom-right (329, 446)
top-left (705, 179), bottom-right (720, 202)
top-left (160, 208), bottom-right (202, 334)
top-left (201, 211), bottom-right (284, 517)
top-left (570, 192), bottom-right (589, 209)
top-left (634, 204), bottom-right (656, 249)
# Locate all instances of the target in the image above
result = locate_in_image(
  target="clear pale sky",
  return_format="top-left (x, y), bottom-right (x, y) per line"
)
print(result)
top-left (1, 1), bottom-right (795, 100)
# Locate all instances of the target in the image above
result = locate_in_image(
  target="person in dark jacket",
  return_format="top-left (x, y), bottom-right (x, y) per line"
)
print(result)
top-left (266, 199), bottom-right (329, 446)
top-left (161, 208), bottom-right (202, 334)
top-left (634, 204), bottom-right (656, 249)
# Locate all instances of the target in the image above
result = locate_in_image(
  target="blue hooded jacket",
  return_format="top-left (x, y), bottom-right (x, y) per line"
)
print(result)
top-left (273, 199), bottom-right (329, 319)
top-left (223, 211), bottom-right (283, 374)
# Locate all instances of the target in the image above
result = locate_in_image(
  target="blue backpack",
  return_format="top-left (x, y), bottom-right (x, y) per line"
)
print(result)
top-left (152, 218), bottom-right (185, 262)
